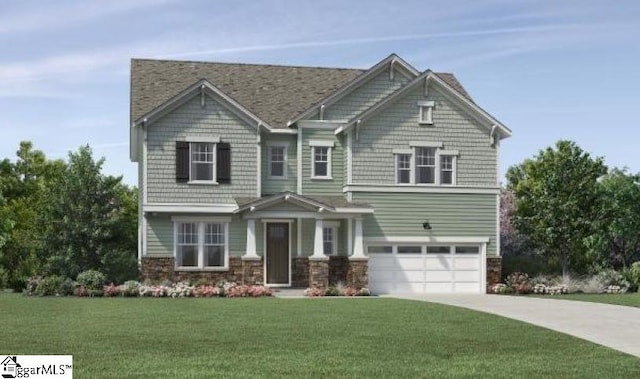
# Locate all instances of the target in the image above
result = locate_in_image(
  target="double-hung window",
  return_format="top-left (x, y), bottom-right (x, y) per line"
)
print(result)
top-left (175, 219), bottom-right (229, 269)
top-left (415, 147), bottom-right (436, 184)
top-left (191, 142), bottom-right (215, 182)
top-left (269, 144), bottom-right (287, 179)
top-left (440, 155), bottom-right (455, 185)
top-left (322, 222), bottom-right (339, 255)
top-left (309, 140), bottom-right (334, 179)
top-left (396, 153), bottom-right (412, 184)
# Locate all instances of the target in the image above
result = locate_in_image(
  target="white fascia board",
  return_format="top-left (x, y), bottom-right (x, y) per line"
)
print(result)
top-left (144, 203), bottom-right (238, 213)
top-left (268, 128), bottom-right (298, 135)
top-left (333, 207), bottom-right (374, 214)
top-left (437, 150), bottom-right (459, 156)
top-left (365, 236), bottom-right (490, 244)
top-left (130, 123), bottom-right (140, 162)
top-left (185, 136), bottom-right (221, 143)
top-left (245, 211), bottom-right (356, 219)
top-left (287, 54), bottom-right (419, 127)
top-left (409, 141), bottom-right (443, 148)
top-left (171, 216), bottom-right (232, 223)
top-left (298, 120), bottom-right (348, 129)
top-left (343, 184), bottom-right (500, 195)
top-left (392, 149), bottom-right (414, 155)
top-left (308, 139), bottom-right (335, 147)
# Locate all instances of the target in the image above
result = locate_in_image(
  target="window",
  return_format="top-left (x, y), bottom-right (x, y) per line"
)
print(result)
top-left (191, 142), bottom-right (215, 182)
top-left (396, 154), bottom-right (412, 184)
top-left (415, 147), bottom-right (436, 184)
top-left (455, 246), bottom-right (479, 254)
top-left (367, 245), bottom-right (393, 254)
top-left (323, 225), bottom-right (338, 255)
top-left (176, 140), bottom-right (231, 184)
top-left (418, 101), bottom-right (435, 125)
top-left (269, 145), bottom-right (287, 178)
top-left (175, 220), bottom-right (229, 269)
top-left (440, 155), bottom-right (454, 185)
top-left (427, 246), bottom-right (451, 254)
top-left (313, 146), bottom-right (331, 178)
top-left (398, 246), bottom-right (422, 254)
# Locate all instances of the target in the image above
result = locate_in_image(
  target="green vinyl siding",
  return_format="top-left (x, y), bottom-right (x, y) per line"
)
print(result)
top-left (301, 129), bottom-right (343, 196)
top-left (261, 135), bottom-right (297, 195)
top-left (146, 94), bottom-right (257, 204)
top-left (353, 192), bottom-right (498, 255)
top-left (351, 85), bottom-right (498, 187)
top-left (323, 69), bottom-right (410, 120)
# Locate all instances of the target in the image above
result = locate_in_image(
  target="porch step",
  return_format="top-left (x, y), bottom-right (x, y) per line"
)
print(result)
top-left (272, 288), bottom-right (307, 298)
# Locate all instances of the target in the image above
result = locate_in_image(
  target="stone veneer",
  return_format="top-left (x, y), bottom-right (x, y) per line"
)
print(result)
top-left (486, 257), bottom-right (502, 293)
top-left (142, 255), bottom-right (369, 289)
top-left (141, 256), bottom-right (264, 285)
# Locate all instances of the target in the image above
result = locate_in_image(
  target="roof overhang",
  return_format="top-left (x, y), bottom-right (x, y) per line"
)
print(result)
top-left (335, 70), bottom-right (512, 139)
top-left (235, 191), bottom-right (374, 215)
top-left (144, 203), bottom-right (238, 214)
top-left (286, 53), bottom-right (419, 127)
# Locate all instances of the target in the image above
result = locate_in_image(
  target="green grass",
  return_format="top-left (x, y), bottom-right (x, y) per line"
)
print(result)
top-left (1, 294), bottom-right (638, 378)
top-left (535, 292), bottom-right (640, 307)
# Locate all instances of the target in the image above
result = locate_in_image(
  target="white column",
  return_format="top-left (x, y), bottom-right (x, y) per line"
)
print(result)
top-left (347, 218), bottom-right (353, 256)
top-left (244, 219), bottom-right (259, 259)
top-left (351, 217), bottom-right (365, 258)
top-left (312, 218), bottom-right (325, 258)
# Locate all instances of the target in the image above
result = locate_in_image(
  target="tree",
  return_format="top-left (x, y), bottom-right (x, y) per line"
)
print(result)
top-left (506, 140), bottom-right (607, 276)
top-left (585, 169), bottom-right (640, 269)
top-left (39, 145), bottom-right (138, 282)
top-left (0, 142), bottom-right (65, 289)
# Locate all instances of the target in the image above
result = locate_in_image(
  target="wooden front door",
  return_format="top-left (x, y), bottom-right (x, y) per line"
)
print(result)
top-left (266, 223), bottom-right (289, 285)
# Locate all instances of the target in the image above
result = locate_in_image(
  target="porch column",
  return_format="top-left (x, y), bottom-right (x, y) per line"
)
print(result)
top-left (351, 217), bottom-right (365, 258)
top-left (312, 218), bottom-right (325, 258)
top-left (244, 219), bottom-right (259, 259)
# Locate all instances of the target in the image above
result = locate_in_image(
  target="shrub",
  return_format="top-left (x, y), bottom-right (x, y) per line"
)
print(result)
top-left (304, 287), bottom-right (324, 297)
top-left (490, 283), bottom-right (512, 294)
top-left (0, 267), bottom-right (8, 289)
top-left (325, 286), bottom-right (341, 296)
top-left (76, 270), bottom-right (107, 291)
top-left (622, 262), bottom-right (640, 293)
top-left (342, 287), bottom-right (358, 296)
top-left (193, 285), bottom-right (219, 298)
top-left (193, 278), bottom-right (210, 288)
top-left (579, 276), bottom-right (604, 294)
top-left (247, 285), bottom-right (272, 297)
top-left (166, 281), bottom-right (193, 298)
top-left (595, 269), bottom-right (629, 293)
top-left (35, 275), bottom-right (66, 296)
top-left (25, 276), bottom-right (43, 296)
top-left (103, 283), bottom-right (121, 297)
top-left (216, 280), bottom-right (236, 297)
top-left (551, 275), bottom-right (582, 294)
top-left (118, 280), bottom-right (139, 297)
top-left (356, 288), bottom-right (371, 296)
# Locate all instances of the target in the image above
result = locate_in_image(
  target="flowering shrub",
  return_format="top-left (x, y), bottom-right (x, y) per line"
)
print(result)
top-left (193, 285), bottom-right (219, 298)
top-left (121, 281), bottom-right (141, 297)
top-left (325, 287), bottom-right (341, 296)
top-left (490, 283), bottom-right (512, 294)
top-left (304, 287), bottom-right (324, 297)
top-left (357, 288), bottom-right (371, 296)
top-left (103, 283), bottom-right (121, 297)
top-left (25, 276), bottom-right (43, 296)
top-left (76, 270), bottom-right (107, 291)
top-left (595, 269), bottom-right (630, 293)
top-left (342, 287), bottom-right (358, 296)
top-left (247, 285), bottom-right (272, 297)
top-left (605, 285), bottom-right (626, 294)
top-left (167, 281), bottom-right (194, 298)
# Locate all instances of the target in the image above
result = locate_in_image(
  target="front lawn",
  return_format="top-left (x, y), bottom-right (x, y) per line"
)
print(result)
top-left (535, 292), bottom-right (640, 308)
top-left (1, 294), bottom-right (638, 378)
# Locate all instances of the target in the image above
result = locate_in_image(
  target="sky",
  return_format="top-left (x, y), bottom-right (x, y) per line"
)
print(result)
top-left (1, 0), bottom-right (639, 186)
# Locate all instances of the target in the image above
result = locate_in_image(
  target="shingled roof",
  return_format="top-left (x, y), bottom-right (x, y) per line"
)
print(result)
top-left (130, 58), bottom-right (472, 128)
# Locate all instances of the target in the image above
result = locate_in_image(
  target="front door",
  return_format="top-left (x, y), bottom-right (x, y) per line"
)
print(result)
top-left (266, 223), bottom-right (289, 285)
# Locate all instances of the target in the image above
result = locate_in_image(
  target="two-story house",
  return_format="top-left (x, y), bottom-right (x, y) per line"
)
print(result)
top-left (129, 54), bottom-right (510, 294)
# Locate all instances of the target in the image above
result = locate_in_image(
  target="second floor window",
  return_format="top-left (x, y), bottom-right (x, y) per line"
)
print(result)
top-left (313, 146), bottom-right (331, 178)
top-left (191, 142), bottom-right (215, 182)
top-left (396, 154), bottom-right (412, 184)
top-left (415, 147), bottom-right (436, 184)
top-left (269, 145), bottom-right (287, 178)
top-left (440, 155), bottom-right (455, 185)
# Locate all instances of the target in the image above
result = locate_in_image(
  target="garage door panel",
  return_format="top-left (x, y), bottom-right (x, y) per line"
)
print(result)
top-left (425, 270), bottom-right (453, 282)
top-left (425, 283), bottom-right (454, 293)
top-left (368, 256), bottom-right (398, 269)
top-left (454, 282), bottom-right (481, 293)
top-left (395, 270), bottom-right (425, 282)
top-left (454, 270), bottom-right (480, 282)
top-left (425, 257), bottom-right (451, 270)
top-left (454, 257), bottom-right (480, 270)
top-left (396, 257), bottom-right (425, 270)
top-left (372, 271), bottom-right (394, 281)
top-left (394, 282), bottom-right (425, 293)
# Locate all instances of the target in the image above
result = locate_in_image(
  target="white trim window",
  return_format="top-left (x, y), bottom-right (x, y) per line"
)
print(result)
top-left (415, 147), bottom-right (436, 184)
top-left (175, 221), bottom-right (229, 270)
top-left (440, 155), bottom-right (456, 185)
top-left (323, 223), bottom-right (339, 255)
top-left (312, 146), bottom-right (332, 179)
top-left (269, 145), bottom-right (287, 179)
top-left (396, 153), bottom-right (412, 184)
top-left (190, 142), bottom-right (216, 182)
top-left (418, 101), bottom-right (435, 125)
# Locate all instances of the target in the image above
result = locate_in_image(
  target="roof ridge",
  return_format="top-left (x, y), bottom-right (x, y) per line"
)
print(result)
top-left (131, 57), bottom-right (366, 72)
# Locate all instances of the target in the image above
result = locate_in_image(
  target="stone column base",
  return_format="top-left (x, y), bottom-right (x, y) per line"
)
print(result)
top-left (486, 257), bottom-right (502, 293)
top-left (347, 258), bottom-right (369, 289)
top-left (328, 256), bottom-right (349, 285)
top-left (308, 258), bottom-right (329, 289)
top-left (241, 257), bottom-right (264, 285)
top-left (292, 257), bottom-right (310, 288)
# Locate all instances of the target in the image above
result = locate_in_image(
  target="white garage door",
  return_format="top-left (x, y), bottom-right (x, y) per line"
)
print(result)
top-left (368, 244), bottom-right (483, 294)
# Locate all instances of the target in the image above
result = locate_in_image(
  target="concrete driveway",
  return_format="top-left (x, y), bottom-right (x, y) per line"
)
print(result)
top-left (390, 294), bottom-right (640, 358)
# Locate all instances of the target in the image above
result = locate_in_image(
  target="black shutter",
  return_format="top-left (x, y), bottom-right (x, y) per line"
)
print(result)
top-left (176, 141), bottom-right (189, 182)
top-left (217, 142), bottom-right (231, 184)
